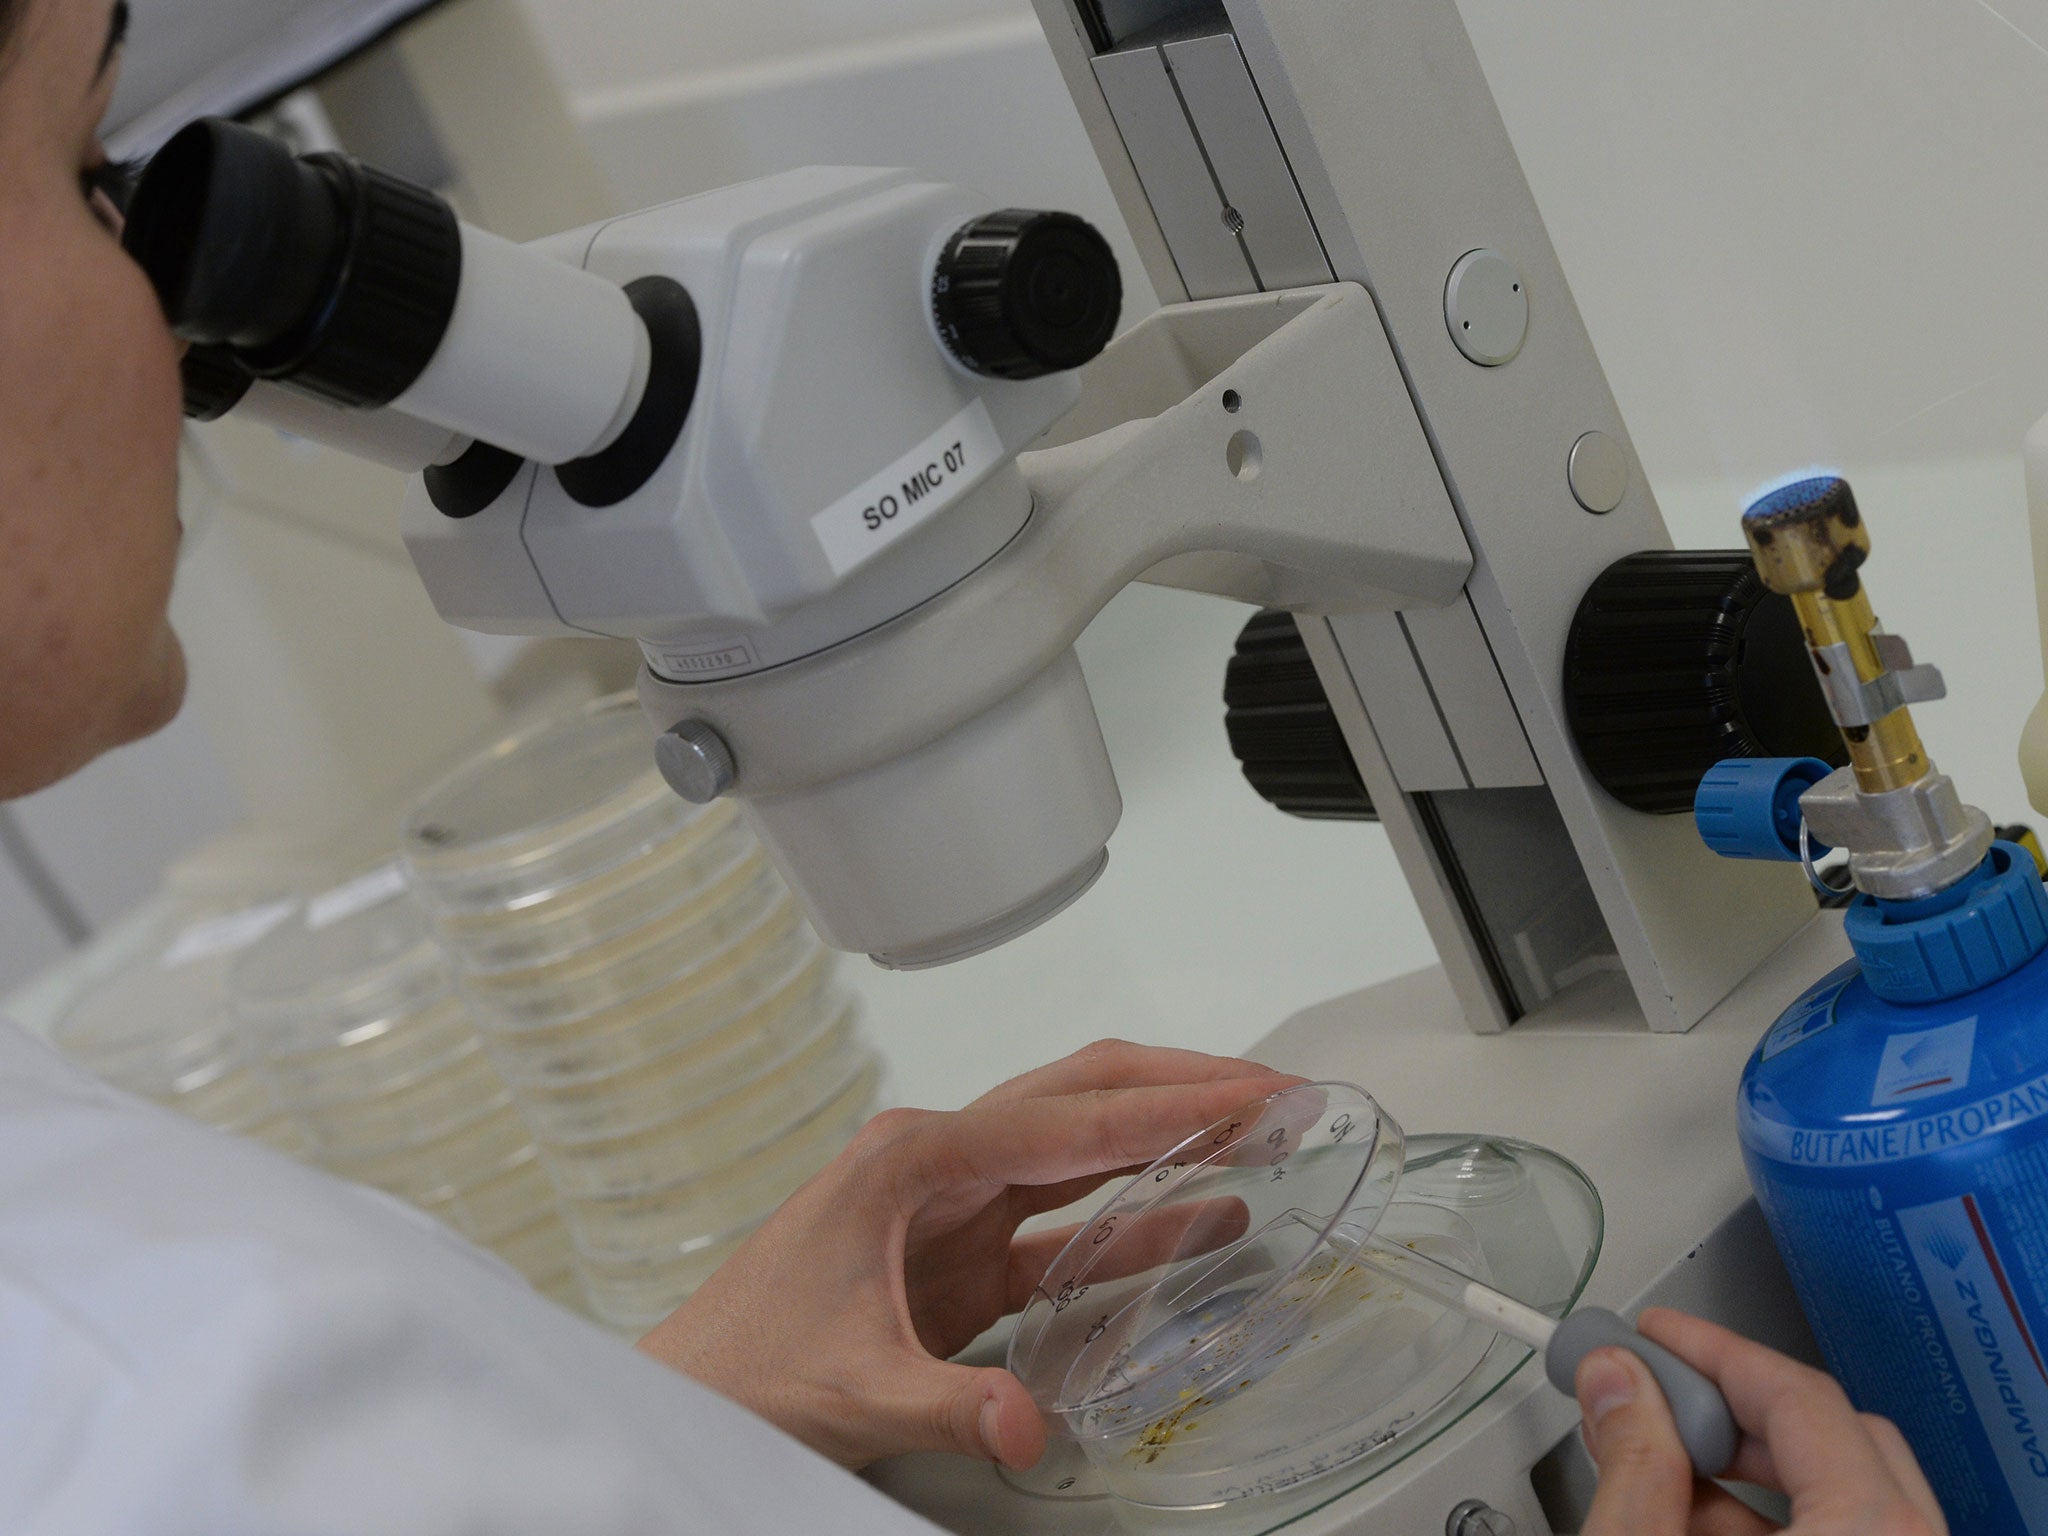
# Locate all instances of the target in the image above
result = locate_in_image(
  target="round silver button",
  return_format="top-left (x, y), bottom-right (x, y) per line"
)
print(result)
top-left (654, 718), bottom-right (737, 803)
top-left (1446, 1498), bottom-right (1518, 1536)
top-left (1444, 249), bottom-right (1528, 366)
top-left (1568, 430), bottom-right (1630, 514)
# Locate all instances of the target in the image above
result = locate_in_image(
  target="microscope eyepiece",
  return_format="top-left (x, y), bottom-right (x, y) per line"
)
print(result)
top-left (125, 118), bottom-right (462, 409)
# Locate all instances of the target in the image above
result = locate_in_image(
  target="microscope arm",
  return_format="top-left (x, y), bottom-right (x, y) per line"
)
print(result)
top-left (642, 282), bottom-right (1468, 794)
top-left (640, 281), bottom-right (1470, 965)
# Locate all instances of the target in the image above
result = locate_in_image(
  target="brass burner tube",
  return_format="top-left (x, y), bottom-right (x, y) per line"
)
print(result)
top-left (1742, 477), bottom-right (1928, 796)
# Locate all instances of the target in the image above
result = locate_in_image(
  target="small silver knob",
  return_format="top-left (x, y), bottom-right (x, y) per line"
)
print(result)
top-left (1447, 1500), bottom-right (1517, 1536)
top-left (654, 718), bottom-right (737, 803)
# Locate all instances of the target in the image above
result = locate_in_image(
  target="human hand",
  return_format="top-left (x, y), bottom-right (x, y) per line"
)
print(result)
top-left (1577, 1308), bottom-right (1948, 1535)
top-left (637, 1039), bottom-right (1298, 1471)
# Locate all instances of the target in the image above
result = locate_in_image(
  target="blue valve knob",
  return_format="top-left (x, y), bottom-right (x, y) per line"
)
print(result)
top-left (1694, 756), bottom-right (1835, 862)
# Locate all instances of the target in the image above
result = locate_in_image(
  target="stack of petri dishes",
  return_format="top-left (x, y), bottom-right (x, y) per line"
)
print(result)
top-left (402, 695), bottom-right (881, 1333)
top-left (52, 899), bottom-right (312, 1158)
top-left (230, 866), bottom-right (580, 1310)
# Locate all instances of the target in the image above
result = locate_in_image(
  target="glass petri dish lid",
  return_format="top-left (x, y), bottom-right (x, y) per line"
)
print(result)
top-left (455, 854), bottom-right (787, 1025)
top-left (557, 1053), bottom-right (879, 1258)
top-left (231, 871), bottom-right (454, 1052)
top-left (534, 1002), bottom-right (872, 1195)
top-left (479, 899), bottom-right (823, 1088)
top-left (288, 1040), bottom-right (512, 1159)
top-left (54, 957), bottom-right (244, 1096)
top-left (428, 807), bottom-right (755, 974)
top-left (255, 995), bottom-right (483, 1109)
top-left (401, 694), bottom-right (714, 917)
top-left (1008, 1084), bottom-right (1403, 1436)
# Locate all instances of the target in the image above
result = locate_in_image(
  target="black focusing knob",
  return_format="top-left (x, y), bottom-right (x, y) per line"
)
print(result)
top-left (932, 209), bottom-right (1122, 379)
top-left (1565, 549), bottom-right (1845, 815)
top-left (1224, 610), bottom-right (1377, 822)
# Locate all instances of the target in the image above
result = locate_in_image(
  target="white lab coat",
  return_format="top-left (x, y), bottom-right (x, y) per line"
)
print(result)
top-left (0, 1020), bottom-right (937, 1535)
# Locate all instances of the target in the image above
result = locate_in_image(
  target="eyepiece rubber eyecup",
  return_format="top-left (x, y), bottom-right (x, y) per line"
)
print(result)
top-left (125, 119), bottom-right (341, 350)
top-left (124, 117), bottom-right (463, 409)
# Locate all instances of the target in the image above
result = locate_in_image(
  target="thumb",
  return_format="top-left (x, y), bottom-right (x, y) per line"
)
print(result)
top-left (1578, 1346), bottom-right (1696, 1536)
top-left (860, 1359), bottom-right (1050, 1471)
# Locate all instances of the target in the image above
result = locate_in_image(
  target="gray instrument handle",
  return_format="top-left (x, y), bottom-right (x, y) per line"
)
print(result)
top-left (1544, 1307), bottom-right (1738, 1478)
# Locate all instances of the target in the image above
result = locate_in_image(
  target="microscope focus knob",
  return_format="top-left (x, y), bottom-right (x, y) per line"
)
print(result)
top-left (1565, 550), bottom-right (1845, 815)
top-left (1224, 610), bottom-right (1377, 822)
top-left (932, 209), bottom-right (1122, 379)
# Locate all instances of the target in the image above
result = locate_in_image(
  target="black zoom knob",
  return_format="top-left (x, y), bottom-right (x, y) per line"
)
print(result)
top-left (1224, 610), bottom-right (1377, 822)
top-left (1565, 550), bottom-right (1845, 814)
top-left (932, 209), bottom-right (1122, 379)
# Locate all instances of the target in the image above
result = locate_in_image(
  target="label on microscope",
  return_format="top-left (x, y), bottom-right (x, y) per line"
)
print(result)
top-left (809, 399), bottom-right (1003, 578)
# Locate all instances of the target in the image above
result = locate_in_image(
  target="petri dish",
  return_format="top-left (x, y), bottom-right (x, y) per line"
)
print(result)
top-left (231, 876), bottom-right (450, 1051)
top-left (56, 948), bottom-right (252, 1099)
top-left (323, 1097), bottom-right (536, 1203)
top-left (430, 807), bottom-right (755, 974)
top-left (232, 878), bottom-right (522, 1160)
top-left (455, 853), bottom-right (787, 1024)
top-left (535, 1270), bottom-right (587, 1311)
top-left (254, 996), bottom-right (482, 1108)
top-left (1005, 1086), bottom-right (1602, 1515)
top-left (571, 1215), bottom-right (762, 1332)
top-left (479, 901), bottom-right (825, 1088)
top-left (51, 897), bottom-right (306, 1143)
top-left (246, 1114), bottom-right (316, 1159)
top-left (414, 1144), bottom-right (562, 1244)
top-left (515, 971), bottom-right (847, 1147)
top-left (559, 1054), bottom-right (880, 1258)
top-left (287, 1041), bottom-right (513, 1158)
top-left (172, 1066), bottom-right (289, 1138)
top-left (401, 693), bottom-right (710, 918)
top-left (535, 1000), bottom-right (870, 1196)
top-left (487, 1206), bottom-right (579, 1283)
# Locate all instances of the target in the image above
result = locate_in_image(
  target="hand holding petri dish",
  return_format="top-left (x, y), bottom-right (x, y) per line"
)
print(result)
top-left (1006, 1082), bottom-right (1608, 1514)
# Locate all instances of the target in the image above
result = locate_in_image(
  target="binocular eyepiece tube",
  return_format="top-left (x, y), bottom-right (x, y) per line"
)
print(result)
top-left (127, 118), bottom-right (669, 480)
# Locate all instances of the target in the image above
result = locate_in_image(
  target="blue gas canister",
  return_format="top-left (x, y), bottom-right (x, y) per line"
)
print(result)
top-left (1739, 842), bottom-right (2048, 1534)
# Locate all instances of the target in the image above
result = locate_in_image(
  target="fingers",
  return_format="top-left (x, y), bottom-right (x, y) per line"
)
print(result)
top-left (1633, 1310), bottom-right (1904, 1508)
top-left (1687, 1486), bottom-right (1777, 1536)
top-left (928, 1074), bottom-right (1291, 1195)
top-left (1577, 1346), bottom-right (1696, 1536)
top-left (1004, 1165), bottom-right (1151, 1222)
top-left (1859, 1412), bottom-right (1950, 1533)
top-left (844, 1358), bottom-right (1049, 1471)
top-left (1636, 1310), bottom-right (1947, 1530)
top-left (972, 1038), bottom-right (1297, 1108)
top-left (1004, 1196), bottom-right (1253, 1314)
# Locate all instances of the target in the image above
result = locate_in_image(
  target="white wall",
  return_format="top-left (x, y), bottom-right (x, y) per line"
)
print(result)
top-left (516, 0), bottom-right (1020, 100)
top-left (519, 0), bottom-right (2048, 484)
top-left (1451, 0), bottom-right (2048, 828)
top-left (1459, 0), bottom-right (2048, 490)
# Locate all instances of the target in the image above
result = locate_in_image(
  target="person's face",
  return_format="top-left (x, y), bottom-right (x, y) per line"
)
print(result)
top-left (0, 0), bottom-right (185, 799)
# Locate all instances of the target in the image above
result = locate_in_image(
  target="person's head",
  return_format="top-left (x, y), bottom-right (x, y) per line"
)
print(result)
top-left (0, 0), bottom-right (185, 800)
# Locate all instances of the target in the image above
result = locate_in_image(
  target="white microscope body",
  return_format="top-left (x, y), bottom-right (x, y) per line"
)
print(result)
top-left (132, 0), bottom-right (1867, 1527)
